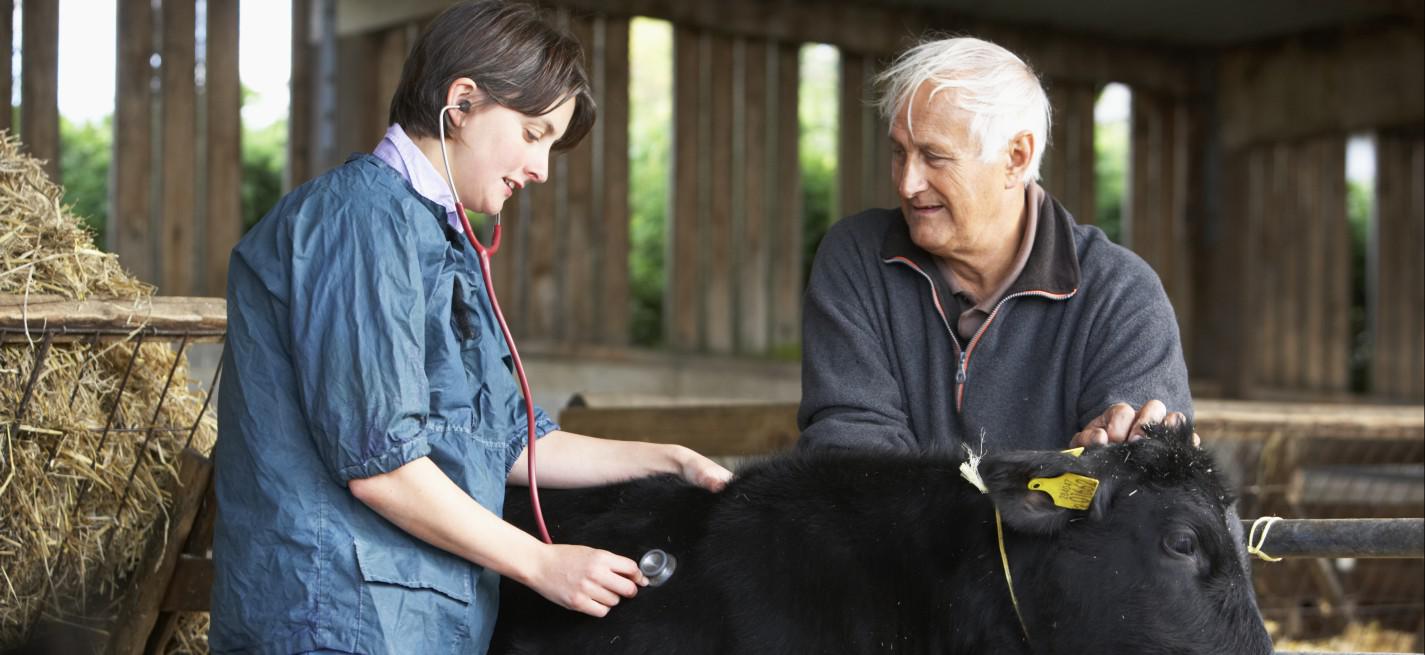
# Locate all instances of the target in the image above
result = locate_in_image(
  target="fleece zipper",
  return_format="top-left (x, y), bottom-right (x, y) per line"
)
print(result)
top-left (885, 256), bottom-right (1077, 412)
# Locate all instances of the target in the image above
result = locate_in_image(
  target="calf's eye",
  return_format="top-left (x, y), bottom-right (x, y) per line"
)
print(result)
top-left (1164, 531), bottom-right (1197, 557)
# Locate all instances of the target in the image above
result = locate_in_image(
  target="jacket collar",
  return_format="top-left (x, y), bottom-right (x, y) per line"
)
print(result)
top-left (879, 188), bottom-right (1080, 298)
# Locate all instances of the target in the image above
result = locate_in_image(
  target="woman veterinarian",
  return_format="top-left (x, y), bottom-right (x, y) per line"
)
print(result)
top-left (209, 2), bottom-right (732, 652)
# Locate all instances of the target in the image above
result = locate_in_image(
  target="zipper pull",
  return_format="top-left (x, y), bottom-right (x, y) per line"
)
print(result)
top-left (955, 351), bottom-right (967, 384)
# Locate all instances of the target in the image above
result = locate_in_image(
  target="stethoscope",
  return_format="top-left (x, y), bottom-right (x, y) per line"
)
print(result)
top-left (439, 100), bottom-right (552, 544)
top-left (437, 101), bottom-right (676, 587)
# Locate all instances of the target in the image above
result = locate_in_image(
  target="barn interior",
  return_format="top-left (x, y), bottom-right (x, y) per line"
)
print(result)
top-left (1, 0), bottom-right (1422, 651)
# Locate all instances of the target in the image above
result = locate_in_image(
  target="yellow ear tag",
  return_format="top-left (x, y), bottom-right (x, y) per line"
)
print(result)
top-left (1027, 473), bottom-right (1100, 510)
top-left (1060, 447), bottom-right (1085, 458)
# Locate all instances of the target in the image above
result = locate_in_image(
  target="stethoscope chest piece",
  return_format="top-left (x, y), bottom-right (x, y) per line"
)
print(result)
top-left (639, 549), bottom-right (677, 587)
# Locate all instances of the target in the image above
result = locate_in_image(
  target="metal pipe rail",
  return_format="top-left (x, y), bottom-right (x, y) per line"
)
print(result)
top-left (1242, 518), bottom-right (1425, 559)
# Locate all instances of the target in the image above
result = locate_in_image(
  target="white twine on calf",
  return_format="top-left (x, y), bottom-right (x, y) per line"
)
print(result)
top-left (1246, 515), bottom-right (1285, 562)
top-left (957, 441), bottom-right (1033, 646)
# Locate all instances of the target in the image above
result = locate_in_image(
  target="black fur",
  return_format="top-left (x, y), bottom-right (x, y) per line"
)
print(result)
top-left (491, 422), bottom-right (1272, 655)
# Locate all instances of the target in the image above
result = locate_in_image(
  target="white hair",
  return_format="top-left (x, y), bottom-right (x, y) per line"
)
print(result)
top-left (875, 36), bottom-right (1051, 184)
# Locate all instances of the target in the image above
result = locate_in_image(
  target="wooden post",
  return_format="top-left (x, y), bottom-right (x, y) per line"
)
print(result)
top-left (288, 0), bottom-right (314, 189)
top-left (564, 15), bottom-right (597, 344)
top-left (104, 449), bottom-right (213, 655)
top-left (769, 43), bottom-right (802, 352)
top-left (706, 34), bottom-right (734, 354)
top-left (206, 0), bottom-right (242, 297)
top-left (113, 0), bottom-right (156, 282)
top-left (1, 0), bottom-right (12, 135)
top-left (738, 39), bottom-right (770, 354)
top-left (20, 0), bottom-right (59, 182)
top-left (160, 0), bottom-right (197, 296)
top-left (837, 54), bottom-right (865, 222)
top-left (598, 17), bottom-right (631, 346)
top-left (668, 25), bottom-right (701, 350)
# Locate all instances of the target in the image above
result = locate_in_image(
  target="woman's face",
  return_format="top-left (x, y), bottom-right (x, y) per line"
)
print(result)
top-left (447, 93), bottom-right (576, 215)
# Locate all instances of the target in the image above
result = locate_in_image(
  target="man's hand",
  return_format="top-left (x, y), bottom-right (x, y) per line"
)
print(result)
top-left (1070, 400), bottom-right (1199, 448)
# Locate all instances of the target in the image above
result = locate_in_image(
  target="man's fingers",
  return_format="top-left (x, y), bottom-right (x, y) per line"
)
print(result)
top-left (1127, 400), bottom-right (1168, 441)
top-left (1103, 403), bottom-right (1137, 443)
top-left (1165, 411), bottom-right (1186, 428)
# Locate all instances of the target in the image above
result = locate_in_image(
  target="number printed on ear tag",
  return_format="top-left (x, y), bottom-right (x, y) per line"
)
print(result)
top-left (1027, 473), bottom-right (1099, 510)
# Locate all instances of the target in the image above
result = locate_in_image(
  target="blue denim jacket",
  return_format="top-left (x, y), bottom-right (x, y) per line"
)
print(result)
top-left (211, 154), bottom-right (558, 654)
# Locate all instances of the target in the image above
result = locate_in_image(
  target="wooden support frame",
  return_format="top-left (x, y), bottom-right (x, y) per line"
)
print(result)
top-left (159, 0), bottom-right (198, 296)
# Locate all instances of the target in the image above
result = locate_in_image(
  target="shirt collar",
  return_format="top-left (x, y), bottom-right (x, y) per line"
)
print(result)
top-left (372, 123), bottom-right (463, 230)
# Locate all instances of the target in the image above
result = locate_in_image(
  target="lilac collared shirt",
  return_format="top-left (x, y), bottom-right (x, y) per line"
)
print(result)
top-left (372, 123), bottom-right (465, 231)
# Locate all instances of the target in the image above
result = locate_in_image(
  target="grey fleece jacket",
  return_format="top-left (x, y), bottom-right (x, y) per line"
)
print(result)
top-left (797, 191), bottom-right (1191, 454)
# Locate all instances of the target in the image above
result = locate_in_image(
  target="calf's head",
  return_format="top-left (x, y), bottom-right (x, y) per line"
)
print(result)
top-left (977, 423), bottom-right (1273, 655)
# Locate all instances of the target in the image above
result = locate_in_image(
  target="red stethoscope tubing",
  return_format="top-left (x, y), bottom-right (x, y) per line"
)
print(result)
top-left (456, 203), bottom-right (553, 545)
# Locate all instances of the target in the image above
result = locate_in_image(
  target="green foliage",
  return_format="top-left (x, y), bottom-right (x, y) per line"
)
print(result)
top-left (799, 45), bottom-right (839, 285)
top-left (1346, 178), bottom-right (1372, 392)
top-left (58, 116), bottom-right (113, 240)
top-left (243, 120), bottom-right (286, 232)
top-left (54, 106), bottom-right (287, 254)
top-left (1093, 117), bottom-right (1127, 244)
top-left (627, 18), bottom-right (673, 347)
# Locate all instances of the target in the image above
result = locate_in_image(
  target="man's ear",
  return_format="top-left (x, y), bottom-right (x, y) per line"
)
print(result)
top-left (1003, 130), bottom-right (1036, 188)
top-left (978, 449), bottom-right (1092, 535)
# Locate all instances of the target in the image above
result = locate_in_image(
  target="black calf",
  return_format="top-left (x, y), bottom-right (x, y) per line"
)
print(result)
top-left (491, 423), bottom-right (1273, 655)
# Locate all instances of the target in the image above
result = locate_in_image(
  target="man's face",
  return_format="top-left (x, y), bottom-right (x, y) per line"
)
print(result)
top-left (889, 83), bottom-right (1014, 261)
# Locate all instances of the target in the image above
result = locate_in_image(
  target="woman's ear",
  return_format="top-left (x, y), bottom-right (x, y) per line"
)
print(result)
top-left (444, 77), bottom-right (482, 125)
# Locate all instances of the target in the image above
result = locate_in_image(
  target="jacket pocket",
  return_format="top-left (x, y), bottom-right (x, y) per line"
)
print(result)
top-left (353, 537), bottom-right (473, 604)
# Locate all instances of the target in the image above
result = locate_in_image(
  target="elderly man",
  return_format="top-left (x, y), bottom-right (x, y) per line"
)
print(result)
top-left (798, 36), bottom-right (1191, 454)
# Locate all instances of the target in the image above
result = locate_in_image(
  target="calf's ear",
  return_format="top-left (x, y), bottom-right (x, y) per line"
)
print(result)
top-left (978, 450), bottom-right (1092, 535)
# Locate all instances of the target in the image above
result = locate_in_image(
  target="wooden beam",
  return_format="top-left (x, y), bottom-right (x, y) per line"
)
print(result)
top-left (1219, 23), bottom-right (1424, 150)
top-left (559, 402), bottom-right (800, 456)
top-left (0, 295), bottom-right (228, 341)
top-left (598, 17), bottom-right (631, 346)
top-left (836, 54), bottom-right (865, 221)
top-left (160, 0), bottom-right (197, 296)
top-left (104, 449), bottom-right (212, 655)
top-left (564, 15), bottom-right (597, 344)
top-left (769, 43), bottom-right (802, 351)
top-left (205, 0), bottom-right (242, 297)
top-left (1044, 81), bottom-right (1097, 226)
top-left (20, 0), bottom-right (59, 182)
top-left (667, 25), bottom-right (701, 350)
top-left (705, 34), bottom-right (734, 353)
top-left (112, 0), bottom-right (156, 283)
top-left (558, 398), bottom-right (1424, 458)
top-left (288, 0), bottom-right (315, 189)
top-left (335, 0), bottom-right (1195, 97)
top-left (1, 0), bottom-right (12, 135)
top-left (738, 39), bottom-right (770, 354)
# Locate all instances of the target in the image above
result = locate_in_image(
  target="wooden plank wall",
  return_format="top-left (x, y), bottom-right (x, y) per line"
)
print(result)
top-left (836, 53), bottom-right (895, 221)
top-left (1238, 137), bottom-right (1352, 394)
top-left (487, 13), bottom-right (634, 348)
top-left (1042, 81), bottom-right (1097, 225)
top-left (112, 0), bottom-right (156, 284)
top-left (1129, 90), bottom-right (1194, 344)
top-left (109, 0), bottom-right (242, 298)
top-left (667, 27), bottom-right (802, 354)
top-left (1372, 129), bottom-right (1425, 399)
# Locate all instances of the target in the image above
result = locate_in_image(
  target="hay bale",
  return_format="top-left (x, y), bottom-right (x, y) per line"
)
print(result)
top-left (0, 132), bottom-right (216, 647)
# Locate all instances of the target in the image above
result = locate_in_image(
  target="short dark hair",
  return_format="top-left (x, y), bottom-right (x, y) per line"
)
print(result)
top-left (388, 0), bottom-right (595, 152)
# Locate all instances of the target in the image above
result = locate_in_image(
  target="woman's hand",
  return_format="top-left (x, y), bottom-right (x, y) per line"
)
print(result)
top-left (670, 445), bottom-right (733, 492)
top-left (522, 543), bottom-right (647, 617)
